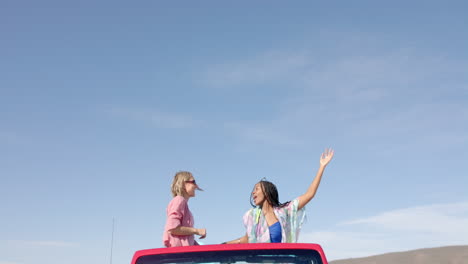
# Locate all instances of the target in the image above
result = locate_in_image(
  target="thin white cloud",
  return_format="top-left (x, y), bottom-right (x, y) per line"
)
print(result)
top-left (301, 202), bottom-right (468, 260)
top-left (298, 52), bottom-right (467, 123)
top-left (342, 202), bottom-right (468, 234)
top-left (0, 261), bottom-right (22, 264)
top-left (107, 107), bottom-right (200, 129)
top-left (201, 51), bottom-right (310, 88)
top-left (207, 48), bottom-right (468, 150)
top-left (225, 122), bottom-right (302, 147)
top-left (345, 101), bottom-right (468, 149)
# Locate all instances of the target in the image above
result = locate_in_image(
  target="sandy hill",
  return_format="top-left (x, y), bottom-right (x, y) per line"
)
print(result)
top-left (329, 245), bottom-right (468, 264)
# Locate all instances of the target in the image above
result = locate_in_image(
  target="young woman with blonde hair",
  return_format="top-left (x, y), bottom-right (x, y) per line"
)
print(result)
top-left (163, 171), bottom-right (206, 247)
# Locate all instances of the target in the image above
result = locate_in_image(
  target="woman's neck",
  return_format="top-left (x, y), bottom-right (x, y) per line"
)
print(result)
top-left (261, 201), bottom-right (274, 214)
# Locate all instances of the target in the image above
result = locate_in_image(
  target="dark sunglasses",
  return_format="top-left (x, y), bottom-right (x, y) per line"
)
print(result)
top-left (185, 180), bottom-right (197, 185)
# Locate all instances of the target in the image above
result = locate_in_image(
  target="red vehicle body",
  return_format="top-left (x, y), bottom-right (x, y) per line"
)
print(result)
top-left (131, 243), bottom-right (328, 264)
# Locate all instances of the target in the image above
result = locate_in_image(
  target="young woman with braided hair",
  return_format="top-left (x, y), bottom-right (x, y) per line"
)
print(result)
top-left (223, 148), bottom-right (334, 244)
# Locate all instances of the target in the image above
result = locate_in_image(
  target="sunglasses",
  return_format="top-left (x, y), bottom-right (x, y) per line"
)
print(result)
top-left (185, 180), bottom-right (197, 185)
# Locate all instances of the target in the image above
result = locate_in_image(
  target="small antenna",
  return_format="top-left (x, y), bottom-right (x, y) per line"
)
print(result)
top-left (110, 217), bottom-right (115, 264)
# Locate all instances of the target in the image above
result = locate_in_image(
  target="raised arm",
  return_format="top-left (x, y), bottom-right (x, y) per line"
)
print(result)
top-left (297, 148), bottom-right (334, 210)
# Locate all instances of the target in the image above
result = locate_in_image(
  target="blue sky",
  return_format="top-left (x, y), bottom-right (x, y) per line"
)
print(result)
top-left (1, 1), bottom-right (468, 263)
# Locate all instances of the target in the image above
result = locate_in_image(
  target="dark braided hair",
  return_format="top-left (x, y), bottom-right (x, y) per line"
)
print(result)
top-left (250, 179), bottom-right (290, 208)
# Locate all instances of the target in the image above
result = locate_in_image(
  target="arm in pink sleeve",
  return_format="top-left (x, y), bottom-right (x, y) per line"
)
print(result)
top-left (165, 196), bottom-right (187, 231)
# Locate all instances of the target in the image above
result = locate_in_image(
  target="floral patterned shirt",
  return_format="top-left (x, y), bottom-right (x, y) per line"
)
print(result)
top-left (243, 198), bottom-right (306, 243)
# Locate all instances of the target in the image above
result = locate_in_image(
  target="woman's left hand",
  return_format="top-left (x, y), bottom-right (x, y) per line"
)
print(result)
top-left (196, 228), bottom-right (207, 239)
top-left (319, 148), bottom-right (334, 167)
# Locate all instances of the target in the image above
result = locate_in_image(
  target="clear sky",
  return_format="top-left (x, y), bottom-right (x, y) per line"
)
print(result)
top-left (1, 1), bottom-right (467, 264)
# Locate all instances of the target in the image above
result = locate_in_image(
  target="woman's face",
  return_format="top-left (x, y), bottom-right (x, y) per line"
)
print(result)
top-left (184, 177), bottom-right (198, 197)
top-left (252, 182), bottom-right (266, 206)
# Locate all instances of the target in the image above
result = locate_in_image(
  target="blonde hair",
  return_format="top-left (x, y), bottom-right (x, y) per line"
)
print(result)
top-left (171, 171), bottom-right (193, 197)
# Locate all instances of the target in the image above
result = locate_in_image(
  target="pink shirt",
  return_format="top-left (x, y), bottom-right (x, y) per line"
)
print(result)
top-left (163, 196), bottom-right (195, 247)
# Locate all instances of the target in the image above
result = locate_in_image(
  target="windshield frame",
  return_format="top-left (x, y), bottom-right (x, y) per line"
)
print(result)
top-left (132, 244), bottom-right (327, 264)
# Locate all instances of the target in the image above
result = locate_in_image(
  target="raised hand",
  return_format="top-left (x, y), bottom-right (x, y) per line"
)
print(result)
top-left (320, 148), bottom-right (334, 167)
